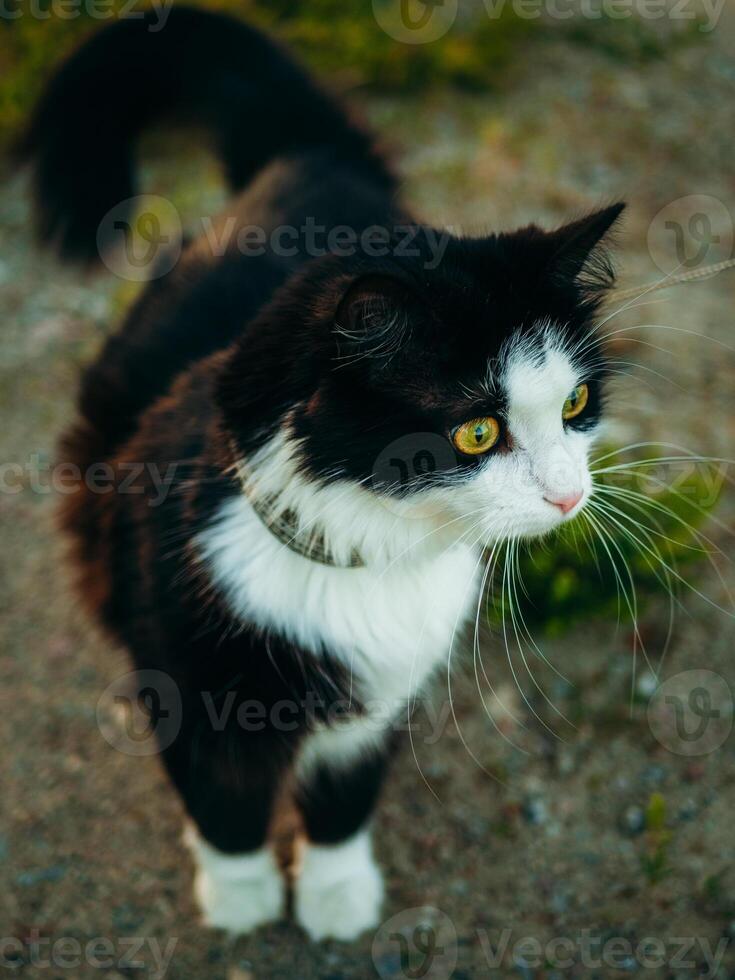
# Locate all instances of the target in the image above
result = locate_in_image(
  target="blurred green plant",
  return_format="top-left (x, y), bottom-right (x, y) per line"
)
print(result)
top-left (565, 14), bottom-right (706, 62)
top-left (490, 451), bottom-right (725, 637)
top-left (244, 0), bottom-right (535, 89)
top-left (641, 791), bottom-right (672, 884)
top-left (0, 0), bottom-right (534, 146)
top-left (0, 0), bottom-right (706, 148)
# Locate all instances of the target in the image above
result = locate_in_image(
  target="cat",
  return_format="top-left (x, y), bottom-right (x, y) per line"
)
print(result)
top-left (20, 5), bottom-right (623, 941)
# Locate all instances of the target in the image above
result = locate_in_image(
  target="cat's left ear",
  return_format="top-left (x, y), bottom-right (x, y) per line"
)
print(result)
top-left (547, 202), bottom-right (626, 288)
top-left (333, 274), bottom-right (418, 362)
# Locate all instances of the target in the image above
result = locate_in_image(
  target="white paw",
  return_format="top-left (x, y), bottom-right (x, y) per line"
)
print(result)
top-left (184, 828), bottom-right (284, 934)
top-left (295, 831), bottom-right (384, 942)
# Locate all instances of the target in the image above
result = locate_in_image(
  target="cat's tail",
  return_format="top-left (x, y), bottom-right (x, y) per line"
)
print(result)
top-left (17, 5), bottom-right (392, 264)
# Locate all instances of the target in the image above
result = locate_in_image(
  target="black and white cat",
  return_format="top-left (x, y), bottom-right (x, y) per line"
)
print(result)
top-left (21, 6), bottom-right (623, 941)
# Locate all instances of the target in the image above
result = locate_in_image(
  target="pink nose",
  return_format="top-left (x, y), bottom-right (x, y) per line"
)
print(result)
top-left (544, 489), bottom-right (584, 515)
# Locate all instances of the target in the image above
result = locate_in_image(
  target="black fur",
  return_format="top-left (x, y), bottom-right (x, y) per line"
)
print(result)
top-left (18, 5), bottom-right (393, 261)
top-left (21, 8), bottom-right (624, 873)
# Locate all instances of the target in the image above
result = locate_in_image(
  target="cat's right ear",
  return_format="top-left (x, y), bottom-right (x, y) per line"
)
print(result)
top-left (333, 275), bottom-right (416, 363)
top-left (546, 202), bottom-right (626, 292)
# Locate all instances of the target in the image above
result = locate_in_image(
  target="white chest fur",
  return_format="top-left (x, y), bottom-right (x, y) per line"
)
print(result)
top-left (197, 495), bottom-right (482, 711)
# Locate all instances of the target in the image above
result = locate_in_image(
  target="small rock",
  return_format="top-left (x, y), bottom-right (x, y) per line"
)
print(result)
top-left (513, 964), bottom-right (535, 980)
top-left (550, 889), bottom-right (570, 914)
top-left (641, 764), bottom-right (666, 787)
top-left (619, 805), bottom-right (646, 837)
top-left (16, 864), bottom-right (66, 886)
top-left (677, 799), bottom-right (698, 822)
top-left (636, 672), bottom-right (658, 699)
top-left (521, 796), bottom-right (548, 825)
top-left (373, 952), bottom-right (401, 977)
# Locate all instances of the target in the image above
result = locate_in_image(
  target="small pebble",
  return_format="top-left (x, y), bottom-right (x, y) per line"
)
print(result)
top-left (641, 764), bottom-right (666, 787)
top-left (550, 889), bottom-right (570, 914)
top-left (636, 672), bottom-right (658, 699)
top-left (619, 804), bottom-right (646, 837)
top-left (373, 952), bottom-right (401, 977)
top-left (677, 799), bottom-right (698, 822)
top-left (513, 964), bottom-right (535, 980)
top-left (521, 797), bottom-right (548, 825)
top-left (16, 864), bottom-right (66, 886)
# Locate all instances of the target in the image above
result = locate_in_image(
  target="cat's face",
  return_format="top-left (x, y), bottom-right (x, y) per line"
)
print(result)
top-left (417, 333), bottom-right (600, 542)
top-left (220, 205), bottom-right (623, 550)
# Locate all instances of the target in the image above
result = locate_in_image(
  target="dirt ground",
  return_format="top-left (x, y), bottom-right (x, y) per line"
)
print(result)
top-left (2, 13), bottom-right (735, 980)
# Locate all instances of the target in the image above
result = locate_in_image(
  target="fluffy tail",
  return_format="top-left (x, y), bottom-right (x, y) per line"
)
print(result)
top-left (18, 5), bottom-right (391, 263)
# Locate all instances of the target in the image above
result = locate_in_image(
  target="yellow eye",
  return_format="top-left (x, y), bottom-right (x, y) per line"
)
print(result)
top-left (451, 417), bottom-right (501, 455)
top-left (562, 383), bottom-right (589, 421)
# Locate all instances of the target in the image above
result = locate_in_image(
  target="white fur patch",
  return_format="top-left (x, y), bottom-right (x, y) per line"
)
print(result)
top-left (198, 438), bottom-right (482, 733)
top-left (445, 326), bottom-right (598, 542)
top-left (295, 829), bottom-right (384, 941)
top-left (504, 343), bottom-right (591, 501)
top-left (295, 715), bottom-right (390, 782)
top-left (184, 827), bottom-right (284, 934)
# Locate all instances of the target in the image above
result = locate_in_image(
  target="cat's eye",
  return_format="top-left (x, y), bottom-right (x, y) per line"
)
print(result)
top-left (451, 417), bottom-right (501, 455)
top-left (562, 383), bottom-right (589, 421)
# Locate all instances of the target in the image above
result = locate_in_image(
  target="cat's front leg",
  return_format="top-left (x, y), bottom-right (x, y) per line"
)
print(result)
top-left (164, 714), bottom-right (295, 935)
top-left (293, 726), bottom-right (394, 941)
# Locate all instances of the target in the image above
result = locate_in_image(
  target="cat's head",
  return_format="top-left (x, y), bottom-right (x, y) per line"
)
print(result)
top-left (219, 204), bottom-right (624, 555)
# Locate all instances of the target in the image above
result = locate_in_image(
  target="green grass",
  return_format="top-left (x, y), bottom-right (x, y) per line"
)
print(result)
top-left (641, 791), bottom-right (672, 884)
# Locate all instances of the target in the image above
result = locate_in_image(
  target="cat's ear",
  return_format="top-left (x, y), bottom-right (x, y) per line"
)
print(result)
top-left (547, 202), bottom-right (625, 289)
top-left (334, 275), bottom-right (416, 360)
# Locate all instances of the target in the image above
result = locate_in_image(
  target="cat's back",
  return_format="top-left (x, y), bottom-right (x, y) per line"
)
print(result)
top-left (70, 150), bottom-right (400, 466)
